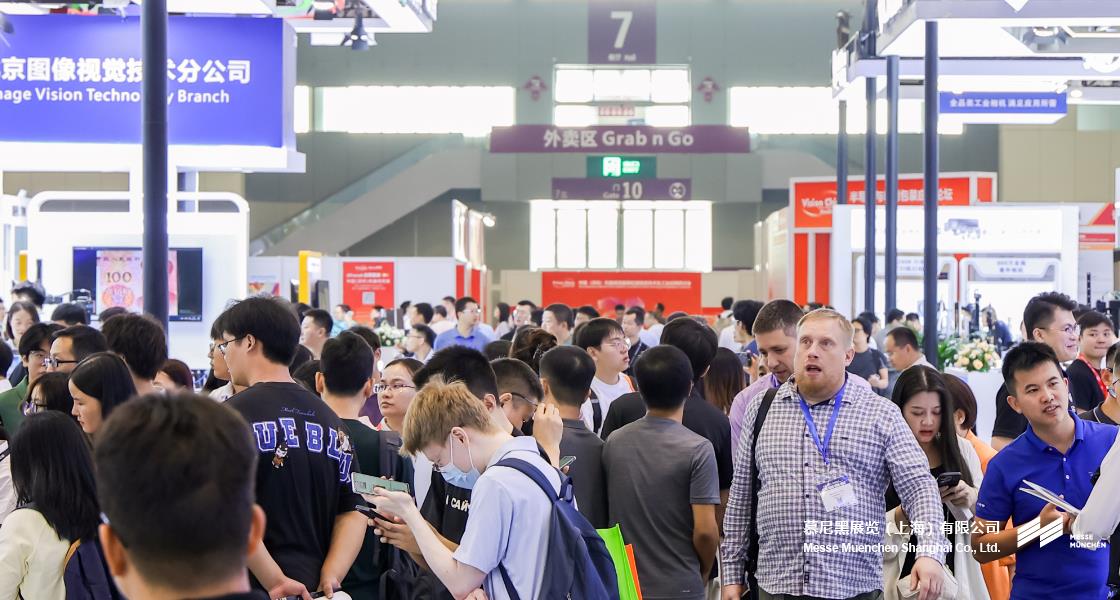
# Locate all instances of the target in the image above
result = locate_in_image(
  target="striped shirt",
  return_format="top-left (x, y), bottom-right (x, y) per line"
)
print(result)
top-left (720, 376), bottom-right (947, 597)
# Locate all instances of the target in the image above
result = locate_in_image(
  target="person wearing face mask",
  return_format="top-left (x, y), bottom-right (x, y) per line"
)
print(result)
top-left (369, 347), bottom-right (562, 600)
top-left (365, 376), bottom-right (566, 600)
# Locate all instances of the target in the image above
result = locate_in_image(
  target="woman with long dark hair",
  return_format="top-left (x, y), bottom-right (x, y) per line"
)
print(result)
top-left (23, 371), bottom-right (74, 418)
top-left (509, 327), bottom-right (558, 374)
top-left (883, 366), bottom-right (988, 600)
top-left (493, 302), bottom-right (512, 339)
top-left (69, 352), bottom-right (137, 436)
top-left (4, 301), bottom-right (39, 385)
top-left (0, 412), bottom-right (101, 598)
top-left (703, 347), bottom-right (744, 415)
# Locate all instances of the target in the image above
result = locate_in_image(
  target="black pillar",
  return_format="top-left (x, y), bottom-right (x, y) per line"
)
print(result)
top-left (864, 76), bottom-right (877, 314)
top-left (885, 55), bottom-right (900, 315)
top-left (142, 0), bottom-right (169, 330)
top-left (923, 21), bottom-right (939, 361)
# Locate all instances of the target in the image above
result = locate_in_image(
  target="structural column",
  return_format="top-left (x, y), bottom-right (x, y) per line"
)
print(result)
top-left (142, 0), bottom-right (169, 329)
top-left (838, 101), bottom-right (848, 205)
top-left (864, 76), bottom-right (877, 315)
top-left (885, 55), bottom-right (900, 314)
top-left (923, 21), bottom-right (939, 361)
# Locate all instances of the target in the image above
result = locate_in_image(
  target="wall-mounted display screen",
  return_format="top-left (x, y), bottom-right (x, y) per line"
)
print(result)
top-left (72, 247), bottom-right (203, 322)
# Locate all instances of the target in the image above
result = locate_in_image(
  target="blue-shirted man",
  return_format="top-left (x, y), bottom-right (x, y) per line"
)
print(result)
top-left (973, 341), bottom-right (1118, 600)
top-left (434, 296), bottom-right (493, 353)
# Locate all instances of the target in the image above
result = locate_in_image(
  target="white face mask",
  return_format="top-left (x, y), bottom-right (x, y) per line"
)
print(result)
top-left (439, 433), bottom-right (481, 489)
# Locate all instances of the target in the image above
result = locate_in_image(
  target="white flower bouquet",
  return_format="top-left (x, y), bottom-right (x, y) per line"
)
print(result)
top-left (953, 339), bottom-right (1001, 373)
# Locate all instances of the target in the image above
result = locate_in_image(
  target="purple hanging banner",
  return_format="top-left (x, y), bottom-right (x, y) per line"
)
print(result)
top-left (588, 0), bottom-right (656, 64)
top-left (489, 125), bottom-right (750, 154)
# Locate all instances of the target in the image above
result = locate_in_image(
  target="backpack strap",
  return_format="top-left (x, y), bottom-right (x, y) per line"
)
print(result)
top-left (591, 398), bottom-right (603, 435)
top-left (0, 446), bottom-right (10, 463)
top-left (494, 458), bottom-right (561, 600)
top-left (494, 457), bottom-right (562, 502)
top-left (64, 539), bottom-right (81, 564)
top-left (747, 388), bottom-right (778, 594)
top-left (497, 563), bottom-right (522, 600)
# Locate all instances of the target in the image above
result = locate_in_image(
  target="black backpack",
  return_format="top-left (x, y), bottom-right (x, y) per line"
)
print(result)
top-left (373, 431), bottom-right (427, 600)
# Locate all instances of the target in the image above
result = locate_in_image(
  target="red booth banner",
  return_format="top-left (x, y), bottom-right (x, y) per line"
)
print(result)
top-left (542, 271), bottom-right (702, 315)
top-left (342, 261), bottom-right (395, 323)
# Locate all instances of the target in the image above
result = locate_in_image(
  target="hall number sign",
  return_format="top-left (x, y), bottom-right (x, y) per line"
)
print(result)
top-left (588, 0), bottom-right (656, 64)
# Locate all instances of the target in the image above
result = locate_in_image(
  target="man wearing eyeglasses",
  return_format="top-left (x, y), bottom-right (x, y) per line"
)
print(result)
top-left (433, 297), bottom-right (493, 353)
top-left (0, 322), bottom-right (62, 433)
top-left (575, 318), bottom-right (634, 436)
top-left (991, 291), bottom-right (1092, 450)
top-left (46, 325), bottom-right (108, 375)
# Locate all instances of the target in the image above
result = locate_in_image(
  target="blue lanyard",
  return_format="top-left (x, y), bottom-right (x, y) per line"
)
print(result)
top-left (798, 380), bottom-right (847, 467)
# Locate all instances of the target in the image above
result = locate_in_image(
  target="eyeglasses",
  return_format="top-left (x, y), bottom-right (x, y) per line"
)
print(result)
top-left (45, 357), bottom-right (78, 369)
top-left (1049, 324), bottom-right (1079, 336)
top-left (508, 391), bottom-right (539, 407)
top-left (602, 337), bottom-right (631, 351)
top-left (216, 336), bottom-right (245, 356)
top-left (460, 308), bottom-right (480, 315)
top-left (374, 382), bottom-right (415, 394)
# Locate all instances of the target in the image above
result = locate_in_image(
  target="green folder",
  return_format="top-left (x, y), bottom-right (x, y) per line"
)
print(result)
top-left (598, 524), bottom-right (640, 600)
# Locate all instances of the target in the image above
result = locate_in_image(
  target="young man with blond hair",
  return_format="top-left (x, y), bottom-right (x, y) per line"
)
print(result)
top-left (365, 377), bottom-right (561, 600)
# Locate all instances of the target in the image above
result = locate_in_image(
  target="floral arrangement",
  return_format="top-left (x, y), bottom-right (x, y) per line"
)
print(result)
top-left (952, 339), bottom-right (1001, 373)
top-left (374, 321), bottom-right (406, 348)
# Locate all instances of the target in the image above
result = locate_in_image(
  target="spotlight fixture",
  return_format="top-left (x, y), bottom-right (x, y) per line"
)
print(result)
top-left (482, 213), bottom-right (496, 228)
top-left (341, 11), bottom-right (371, 51)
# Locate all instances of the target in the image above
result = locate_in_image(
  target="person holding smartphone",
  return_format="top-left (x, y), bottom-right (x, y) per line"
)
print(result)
top-left (884, 366), bottom-right (989, 600)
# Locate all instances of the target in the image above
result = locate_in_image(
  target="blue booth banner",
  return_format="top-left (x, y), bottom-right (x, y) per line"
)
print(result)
top-left (939, 92), bottom-right (1067, 115)
top-left (0, 15), bottom-right (292, 148)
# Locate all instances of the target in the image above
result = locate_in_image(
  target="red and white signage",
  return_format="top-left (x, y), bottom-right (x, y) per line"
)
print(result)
top-left (791, 173), bottom-right (995, 229)
top-left (342, 261), bottom-right (395, 323)
top-left (787, 172), bottom-right (997, 306)
top-left (542, 271), bottom-right (702, 315)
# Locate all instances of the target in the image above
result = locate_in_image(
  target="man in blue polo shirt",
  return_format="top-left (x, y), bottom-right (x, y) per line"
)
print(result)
top-left (972, 341), bottom-right (1118, 600)
top-left (434, 296), bottom-right (493, 352)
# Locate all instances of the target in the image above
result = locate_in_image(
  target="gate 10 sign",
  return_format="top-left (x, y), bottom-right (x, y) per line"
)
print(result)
top-left (588, 0), bottom-right (656, 64)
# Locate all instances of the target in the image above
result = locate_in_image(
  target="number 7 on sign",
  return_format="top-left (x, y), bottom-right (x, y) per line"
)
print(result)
top-left (610, 10), bottom-right (633, 49)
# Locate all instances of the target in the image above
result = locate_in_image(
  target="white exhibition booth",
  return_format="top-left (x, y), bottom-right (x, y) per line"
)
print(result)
top-left (27, 191), bottom-right (250, 371)
top-left (831, 203), bottom-right (1081, 334)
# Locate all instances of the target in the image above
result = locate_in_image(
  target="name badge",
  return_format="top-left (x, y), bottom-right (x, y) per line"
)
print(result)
top-left (817, 475), bottom-right (857, 513)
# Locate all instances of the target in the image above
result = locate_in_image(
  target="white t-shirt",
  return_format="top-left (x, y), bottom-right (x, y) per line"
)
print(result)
top-left (581, 374), bottom-right (634, 435)
top-left (209, 382), bottom-right (235, 403)
top-left (453, 437), bottom-right (561, 600)
top-left (430, 320), bottom-right (455, 335)
top-left (718, 326), bottom-right (742, 352)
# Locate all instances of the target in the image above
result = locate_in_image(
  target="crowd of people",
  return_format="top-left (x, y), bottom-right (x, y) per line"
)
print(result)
top-left (2, 284), bottom-right (1120, 600)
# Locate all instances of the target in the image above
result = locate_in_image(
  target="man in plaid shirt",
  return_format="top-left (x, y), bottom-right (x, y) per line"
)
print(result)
top-left (721, 309), bottom-right (948, 600)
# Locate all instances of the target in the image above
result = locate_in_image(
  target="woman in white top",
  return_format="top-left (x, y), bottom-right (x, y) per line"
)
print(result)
top-left (883, 366), bottom-right (989, 600)
top-left (0, 411), bottom-right (103, 600)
